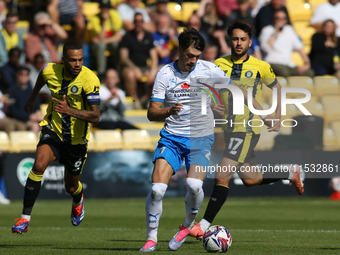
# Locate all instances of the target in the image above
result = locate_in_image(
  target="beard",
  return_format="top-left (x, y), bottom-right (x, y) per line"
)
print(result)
top-left (231, 46), bottom-right (248, 58)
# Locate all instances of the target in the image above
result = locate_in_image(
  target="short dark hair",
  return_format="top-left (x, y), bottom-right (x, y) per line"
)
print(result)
top-left (8, 47), bottom-right (21, 57)
top-left (16, 66), bottom-right (30, 73)
top-left (227, 20), bottom-right (253, 38)
top-left (63, 41), bottom-right (82, 56)
top-left (6, 11), bottom-right (18, 19)
top-left (178, 28), bottom-right (205, 52)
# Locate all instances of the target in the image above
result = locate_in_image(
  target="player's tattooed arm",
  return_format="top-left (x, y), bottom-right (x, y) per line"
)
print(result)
top-left (69, 104), bottom-right (100, 124)
top-left (52, 95), bottom-right (100, 123)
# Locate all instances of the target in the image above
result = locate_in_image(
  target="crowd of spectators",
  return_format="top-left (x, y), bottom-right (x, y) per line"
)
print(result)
top-left (0, 0), bottom-right (340, 114)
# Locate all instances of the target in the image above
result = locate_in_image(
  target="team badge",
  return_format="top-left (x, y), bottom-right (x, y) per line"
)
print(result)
top-left (245, 70), bottom-right (253, 78)
top-left (70, 85), bottom-right (79, 94)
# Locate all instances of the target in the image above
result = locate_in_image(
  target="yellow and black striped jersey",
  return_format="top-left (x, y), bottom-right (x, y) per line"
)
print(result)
top-left (214, 55), bottom-right (277, 134)
top-left (40, 63), bottom-right (100, 145)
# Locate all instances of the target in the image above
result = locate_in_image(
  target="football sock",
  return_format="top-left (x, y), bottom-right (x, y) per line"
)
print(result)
top-left (22, 170), bottom-right (43, 215)
top-left (183, 178), bottom-right (204, 228)
top-left (71, 181), bottom-right (83, 206)
top-left (203, 185), bottom-right (229, 224)
top-left (145, 183), bottom-right (167, 242)
top-left (20, 214), bottom-right (31, 221)
top-left (260, 170), bottom-right (290, 185)
top-left (200, 218), bottom-right (211, 233)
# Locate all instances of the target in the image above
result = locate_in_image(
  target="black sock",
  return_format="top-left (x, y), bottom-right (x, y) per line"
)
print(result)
top-left (71, 188), bottom-right (83, 204)
top-left (260, 170), bottom-right (289, 185)
top-left (203, 185), bottom-right (229, 224)
top-left (22, 177), bottom-right (41, 215)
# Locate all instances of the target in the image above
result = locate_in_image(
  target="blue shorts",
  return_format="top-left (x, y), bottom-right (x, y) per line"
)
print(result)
top-left (153, 129), bottom-right (214, 172)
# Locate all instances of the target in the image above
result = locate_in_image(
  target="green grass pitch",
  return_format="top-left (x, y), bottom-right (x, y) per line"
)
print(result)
top-left (1, 197), bottom-right (340, 254)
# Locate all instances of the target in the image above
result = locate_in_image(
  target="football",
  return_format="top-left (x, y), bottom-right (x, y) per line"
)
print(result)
top-left (202, 225), bottom-right (232, 253)
top-left (329, 177), bottom-right (340, 192)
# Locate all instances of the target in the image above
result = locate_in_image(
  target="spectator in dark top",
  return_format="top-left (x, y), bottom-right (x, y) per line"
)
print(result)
top-left (195, 0), bottom-right (219, 37)
top-left (227, 0), bottom-right (255, 34)
top-left (0, 47), bottom-right (24, 93)
top-left (6, 66), bottom-right (41, 135)
top-left (119, 13), bottom-right (158, 109)
top-left (310, 19), bottom-right (340, 77)
top-left (28, 54), bottom-right (51, 104)
top-left (255, 0), bottom-right (290, 37)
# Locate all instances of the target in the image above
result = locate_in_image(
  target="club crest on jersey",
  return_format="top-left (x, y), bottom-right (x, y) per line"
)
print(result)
top-left (245, 70), bottom-right (253, 78)
top-left (70, 85), bottom-right (79, 94)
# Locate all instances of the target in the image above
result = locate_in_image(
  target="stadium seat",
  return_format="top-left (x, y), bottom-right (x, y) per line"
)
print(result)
top-left (302, 95), bottom-right (324, 117)
top-left (308, 0), bottom-right (327, 10)
top-left (331, 119), bottom-right (340, 149)
top-left (0, 131), bottom-right (11, 152)
top-left (323, 128), bottom-right (338, 151)
top-left (286, 0), bottom-right (312, 21)
top-left (291, 52), bottom-right (305, 67)
top-left (321, 93), bottom-right (340, 124)
top-left (167, 2), bottom-right (183, 21)
top-left (94, 130), bottom-right (124, 151)
top-left (313, 76), bottom-right (340, 96)
top-left (83, 2), bottom-right (100, 20)
top-left (292, 20), bottom-right (316, 45)
top-left (87, 132), bottom-right (98, 152)
top-left (9, 131), bottom-right (38, 153)
top-left (287, 76), bottom-right (315, 95)
top-left (181, 2), bottom-right (200, 23)
top-left (122, 130), bottom-right (154, 151)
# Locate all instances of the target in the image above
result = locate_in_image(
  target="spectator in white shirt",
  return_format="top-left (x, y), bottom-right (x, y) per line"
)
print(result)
top-left (259, 10), bottom-right (314, 77)
top-left (310, 0), bottom-right (340, 37)
top-left (117, 0), bottom-right (155, 32)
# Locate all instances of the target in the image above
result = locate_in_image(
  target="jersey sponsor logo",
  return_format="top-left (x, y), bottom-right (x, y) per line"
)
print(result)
top-left (181, 83), bottom-right (190, 89)
top-left (245, 70), bottom-right (253, 78)
top-left (204, 149), bottom-right (211, 160)
top-left (70, 85), bottom-right (79, 94)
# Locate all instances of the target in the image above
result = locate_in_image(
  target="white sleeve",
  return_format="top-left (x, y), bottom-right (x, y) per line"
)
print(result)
top-left (139, 8), bottom-right (151, 23)
top-left (117, 4), bottom-right (130, 21)
top-left (99, 85), bottom-right (111, 101)
top-left (289, 26), bottom-right (303, 51)
top-left (259, 26), bottom-right (274, 54)
top-left (151, 72), bottom-right (167, 102)
top-left (310, 4), bottom-right (326, 24)
top-left (117, 88), bottom-right (126, 103)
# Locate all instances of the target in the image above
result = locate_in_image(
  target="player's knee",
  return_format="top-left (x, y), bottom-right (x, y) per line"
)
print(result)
top-left (151, 183), bottom-right (167, 201)
top-left (65, 185), bottom-right (77, 194)
top-left (215, 178), bottom-right (230, 187)
top-left (242, 178), bottom-right (260, 188)
top-left (186, 178), bottom-right (203, 195)
top-left (32, 161), bottom-right (47, 175)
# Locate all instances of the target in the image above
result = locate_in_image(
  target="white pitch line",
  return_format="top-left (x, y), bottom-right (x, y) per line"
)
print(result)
top-left (2, 226), bottom-right (340, 233)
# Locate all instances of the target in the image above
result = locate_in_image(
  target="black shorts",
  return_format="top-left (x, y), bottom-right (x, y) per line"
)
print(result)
top-left (223, 132), bottom-right (260, 164)
top-left (38, 128), bottom-right (87, 175)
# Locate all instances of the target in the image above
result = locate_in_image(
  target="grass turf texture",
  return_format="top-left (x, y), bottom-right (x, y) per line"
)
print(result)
top-left (1, 197), bottom-right (340, 254)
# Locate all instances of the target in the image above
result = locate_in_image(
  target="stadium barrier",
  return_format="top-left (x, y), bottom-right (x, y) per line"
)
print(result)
top-left (3, 149), bottom-right (338, 199)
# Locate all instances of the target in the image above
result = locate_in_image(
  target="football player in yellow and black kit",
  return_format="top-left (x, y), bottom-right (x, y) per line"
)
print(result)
top-left (187, 21), bottom-right (305, 239)
top-left (12, 41), bottom-right (100, 234)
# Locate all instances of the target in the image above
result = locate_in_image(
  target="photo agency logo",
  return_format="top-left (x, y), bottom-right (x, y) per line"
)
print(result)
top-left (200, 83), bottom-right (312, 128)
